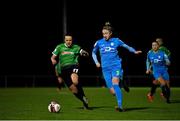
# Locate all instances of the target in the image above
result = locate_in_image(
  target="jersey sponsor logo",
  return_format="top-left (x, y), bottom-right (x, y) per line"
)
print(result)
top-left (150, 54), bottom-right (163, 63)
top-left (104, 47), bottom-right (115, 52)
top-left (153, 59), bottom-right (161, 63)
top-left (61, 51), bottom-right (74, 55)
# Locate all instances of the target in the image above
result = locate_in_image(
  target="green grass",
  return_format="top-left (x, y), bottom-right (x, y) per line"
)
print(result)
top-left (0, 87), bottom-right (180, 120)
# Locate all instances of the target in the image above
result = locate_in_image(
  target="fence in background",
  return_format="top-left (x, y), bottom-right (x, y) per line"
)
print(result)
top-left (0, 75), bottom-right (180, 88)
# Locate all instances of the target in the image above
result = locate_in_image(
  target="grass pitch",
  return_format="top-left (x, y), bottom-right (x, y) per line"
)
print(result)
top-left (0, 87), bottom-right (180, 120)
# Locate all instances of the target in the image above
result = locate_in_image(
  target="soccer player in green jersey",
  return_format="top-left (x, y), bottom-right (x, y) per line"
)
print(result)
top-left (147, 37), bottom-right (171, 102)
top-left (156, 38), bottom-right (171, 57)
top-left (51, 34), bottom-right (90, 109)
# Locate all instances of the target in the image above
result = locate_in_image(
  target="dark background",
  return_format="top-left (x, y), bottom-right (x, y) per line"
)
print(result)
top-left (0, 0), bottom-right (179, 86)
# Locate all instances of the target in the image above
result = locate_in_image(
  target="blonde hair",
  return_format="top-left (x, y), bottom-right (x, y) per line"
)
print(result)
top-left (103, 22), bottom-right (113, 33)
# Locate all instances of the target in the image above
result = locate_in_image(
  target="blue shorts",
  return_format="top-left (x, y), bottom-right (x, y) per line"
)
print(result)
top-left (102, 64), bottom-right (123, 89)
top-left (153, 68), bottom-right (169, 81)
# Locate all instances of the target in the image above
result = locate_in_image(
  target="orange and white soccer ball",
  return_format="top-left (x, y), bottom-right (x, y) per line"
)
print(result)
top-left (48, 101), bottom-right (61, 113)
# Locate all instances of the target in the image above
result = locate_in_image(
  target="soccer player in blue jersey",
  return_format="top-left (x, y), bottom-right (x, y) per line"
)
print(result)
top-left (92, 22), bottom-right (142, 112)
top-left (146, 41), bottom-right (171, 103)
top-left (147, 38), bottom-right (171, 100)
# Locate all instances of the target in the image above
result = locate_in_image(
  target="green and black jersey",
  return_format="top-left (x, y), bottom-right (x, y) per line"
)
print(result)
top-left (159, 46), bottom-right (171, 57)
top-left (52, 43), bottom-right (81, 72)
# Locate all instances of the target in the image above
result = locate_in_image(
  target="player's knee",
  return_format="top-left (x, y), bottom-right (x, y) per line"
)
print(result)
top-left (152, 80), bottom-right (158, 85)
top-left (69, 84), bottom-right (78, 93)
top-left (112, 77), bottom-right (119, 84)
top-left (158, 77), bottom-right (166, 85)
top-left (71, 73), bottom-right (79, 85)
top-left (159, 80), bottom-right (166, 86)
top-left (57, 77), bottom-right (63, 83)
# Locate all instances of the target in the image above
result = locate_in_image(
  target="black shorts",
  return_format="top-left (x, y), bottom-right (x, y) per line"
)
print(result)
top-left (60, 64), bottom-right (79, 87)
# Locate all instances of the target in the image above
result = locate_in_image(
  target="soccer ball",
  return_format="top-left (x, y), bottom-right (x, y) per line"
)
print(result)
top-left (48, 101), bottom-right (61, 113)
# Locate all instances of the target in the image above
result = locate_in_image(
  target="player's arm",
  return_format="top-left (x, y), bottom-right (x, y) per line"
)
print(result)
top-left (51, 46), bottom-right (60, 65)
top-left (146, 59), bottom-right (151, 74)
top-left (164, 53), bottom-right (171, 66)
top-left (122, 44), bottom-right (142, 54)
top-left (165, 47), bottom-right (171, 57)
top-left (92, 52), bottom-right (100, 67)
top-left (146, 53), bottom-right (152, 74)
top-left (51, 54), bottom-right (58, 65)
top-left (92, 41), bottom-right (100, 68)
top-left (161, 46), bottom-right (171, 57)
top-left (167, 50), bottom-right (171, 58)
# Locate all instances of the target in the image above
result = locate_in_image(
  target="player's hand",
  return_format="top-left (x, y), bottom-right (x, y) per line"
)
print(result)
top-left (135, 50), bottom-right (142, 54)
top-left (82, 51), bottom-right (89, 56)
top-left (96, 63), bottom-right (101, 68)
top-left (146, 70), bottom-right (152, 74)
top-left (51, 59), bottom-right (57, 65)
top-left (80, 50), bottom-right (89, 57)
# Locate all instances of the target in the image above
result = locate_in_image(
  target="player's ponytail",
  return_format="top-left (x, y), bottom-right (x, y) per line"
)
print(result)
top-left (103, 21), bottom-right (113, 33)
top-left (105, 22), bottom-right (111, 26)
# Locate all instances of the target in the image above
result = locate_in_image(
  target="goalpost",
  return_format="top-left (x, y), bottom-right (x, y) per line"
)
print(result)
top-left (62, 0), bottom-right (67, 38)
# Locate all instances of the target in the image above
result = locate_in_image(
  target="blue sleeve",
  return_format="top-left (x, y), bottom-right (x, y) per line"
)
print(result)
top-left (92, 41), bottom-right (99, 64)
top-left (146, 54), bottom-right (151, 71)
top-left (122, 44), bottom-right (136, 53)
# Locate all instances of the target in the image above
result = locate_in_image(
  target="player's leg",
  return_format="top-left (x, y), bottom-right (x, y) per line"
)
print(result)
top-left (150, 80), bottom-right (159, 96)
top-left (158, 76), bottom-right (170, 103)
top-left (159, 76), bottom-right (169, 99)
top-left (160, 82), bottom-right (170, 100)
top-left (150, 73), bottom-right (158, 95)
top-left (102, 67), bottom-right (124, 111)
top-left (55, 67), bottom-right (64, 90)
top-left (57, 76), bottom-right (64, 90)
top-left (55, 63), bottom-right (64, 90)
top-left (112, 77), bottom-right (124, 112)
top-left (61, 67), bottom-right (89, 109)
top-left (71, 73), bottom-right (88, 101)
top-left (165, 81), bottom-right (171, 103)
top-left (102, 70), bottom-right (124, 111)
top-left (147, 79), bottom-right (158, 102)
top-left (102, 68), bottom-right (115, 95)
top-left (112, 66), bottom-right (124, 112)
top-left (119, 70), bottom-right (130, 92)
top-left (121, 80), bottom-right (130, 92)
top-left (70, 66), bottom-right (89, 109)
top-left (162, 71), bottom-right (171, 103)
top-left (147, 72), bottom-right (159, 102)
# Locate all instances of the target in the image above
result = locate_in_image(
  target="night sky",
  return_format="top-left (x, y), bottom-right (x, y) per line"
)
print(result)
top-left (1, 0), bottom-right (180, 77)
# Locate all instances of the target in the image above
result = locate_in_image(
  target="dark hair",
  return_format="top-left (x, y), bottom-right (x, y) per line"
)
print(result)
top-left (65, 33), bottom-right (73, 37)
top-left (102, 22), bottom-right (113, 33)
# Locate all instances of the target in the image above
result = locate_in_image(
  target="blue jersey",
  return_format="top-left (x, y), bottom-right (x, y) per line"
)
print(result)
top-left (92, 37), bottom-right (136, 68)
top-left (146, 50), bottom-right (170, 72)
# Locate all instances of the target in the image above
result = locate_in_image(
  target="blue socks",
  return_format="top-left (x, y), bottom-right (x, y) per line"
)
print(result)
top-left (113, 84), bottom-right (123, 109)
